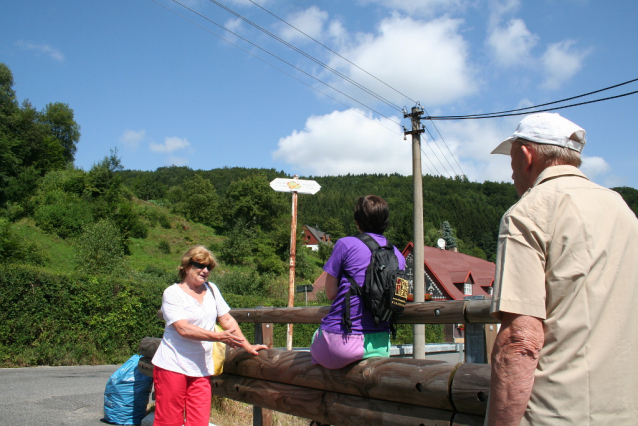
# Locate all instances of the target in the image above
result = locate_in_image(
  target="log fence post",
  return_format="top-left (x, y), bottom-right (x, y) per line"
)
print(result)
top-left (253, 307), bottom-right (273, 426)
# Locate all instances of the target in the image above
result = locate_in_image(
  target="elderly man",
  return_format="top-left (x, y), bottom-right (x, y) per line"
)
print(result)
top-left (487, 112), bottom-right (638, 425)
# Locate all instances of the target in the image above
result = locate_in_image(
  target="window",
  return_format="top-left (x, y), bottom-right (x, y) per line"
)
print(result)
top-left (464, 283), bottom-right (472, 295)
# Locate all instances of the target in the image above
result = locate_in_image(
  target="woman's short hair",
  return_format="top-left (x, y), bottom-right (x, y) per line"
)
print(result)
top-left (353, 195), bottom-right (390, 234)
top-left (177, 245), bottom-right (217, 281)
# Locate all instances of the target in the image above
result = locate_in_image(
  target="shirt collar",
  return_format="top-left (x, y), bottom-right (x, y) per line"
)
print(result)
top-left (532, 165), bottom-right (589, 188)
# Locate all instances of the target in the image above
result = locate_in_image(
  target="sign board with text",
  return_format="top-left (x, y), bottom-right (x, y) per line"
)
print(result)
top-left (270, 178), bottom-right (321, 195)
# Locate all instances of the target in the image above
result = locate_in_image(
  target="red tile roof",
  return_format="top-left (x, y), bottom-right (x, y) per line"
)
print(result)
top-left (402, 243), bottom-right (495, 300)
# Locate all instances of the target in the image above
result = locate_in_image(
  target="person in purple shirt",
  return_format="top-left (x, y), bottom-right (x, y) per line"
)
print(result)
top-left (310, 195), bottom-right (405, 370)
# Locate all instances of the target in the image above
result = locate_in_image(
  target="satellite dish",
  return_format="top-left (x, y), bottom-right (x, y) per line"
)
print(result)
top-left (437, 238), bottom-right (446, 250)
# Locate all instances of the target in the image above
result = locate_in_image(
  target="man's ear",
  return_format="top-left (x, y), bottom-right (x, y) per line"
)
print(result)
top-left (520, 144), bottom-right (534, 171)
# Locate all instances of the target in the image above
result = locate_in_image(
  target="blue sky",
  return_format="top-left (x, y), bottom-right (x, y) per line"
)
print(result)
top-left (2, 0), bottom-right (637, 188)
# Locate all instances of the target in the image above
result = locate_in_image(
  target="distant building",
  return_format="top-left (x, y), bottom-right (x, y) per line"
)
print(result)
top-left (302, 225), bottom-right (331, 251)
top-left (402, 243), bottom-right (495, 300)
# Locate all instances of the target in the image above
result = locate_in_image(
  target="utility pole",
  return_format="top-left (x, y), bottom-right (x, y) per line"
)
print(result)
top-left (404, 106), bottom-right (426, 359)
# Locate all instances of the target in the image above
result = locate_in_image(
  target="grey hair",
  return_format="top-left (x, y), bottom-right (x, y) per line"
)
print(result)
top-left (515, 139), bottom-right (582, 168)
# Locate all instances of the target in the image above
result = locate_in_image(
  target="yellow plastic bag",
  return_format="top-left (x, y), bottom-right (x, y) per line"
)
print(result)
top-left (212, 324), bottom-right (226, 376)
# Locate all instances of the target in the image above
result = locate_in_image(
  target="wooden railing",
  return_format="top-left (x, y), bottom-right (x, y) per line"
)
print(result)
top-left (138, 300), bottom-right (498, 426)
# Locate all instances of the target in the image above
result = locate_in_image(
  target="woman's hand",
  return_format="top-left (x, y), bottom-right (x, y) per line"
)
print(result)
top-left (242, 343), bottom-right (269, 355)
top-left (214, 328), bottom-right (245, 348)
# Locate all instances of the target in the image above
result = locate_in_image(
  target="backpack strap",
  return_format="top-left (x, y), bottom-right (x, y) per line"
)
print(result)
top-left (341, 272), bottom-right (362, 334)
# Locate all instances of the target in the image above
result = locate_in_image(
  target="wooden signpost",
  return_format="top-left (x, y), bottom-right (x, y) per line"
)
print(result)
top-left (270, 176), bottom-right (321, 350)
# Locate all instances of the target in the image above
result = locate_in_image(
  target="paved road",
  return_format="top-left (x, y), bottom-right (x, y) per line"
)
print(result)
top-left (0, 365), bottom-right (121, 426)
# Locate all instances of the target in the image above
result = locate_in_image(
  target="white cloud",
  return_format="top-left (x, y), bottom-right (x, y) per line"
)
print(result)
top-left (273, 109), bottom-right (410, 175)
top-left (357, 0), bottom-right (468, 17)
top-left (486, 19), bottom-right (538, 67)
top-left (580, 156), bottom-right (610, 179)
top-left (150, 136), bottom-right (191, 153)
top-left (541, 40), bottom-right (591, 90)
top-left (425, 116), bottom-right (521, 182)
top-left (15, 40), bottom-right (65, 62)
top-left (487, 0), bottom-right (521, 28)
top-left (224, 17), bottom-right (243, 34)
top-left (327, 16), bottom-right (476, 107)
top-left (279, 7), bottom-right (328, 43)
top-left (119, 129), bottom-right (146, 149)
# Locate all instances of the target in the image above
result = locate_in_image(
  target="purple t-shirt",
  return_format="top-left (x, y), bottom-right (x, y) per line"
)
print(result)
top-left (321, 233), bottom-right (406, 334)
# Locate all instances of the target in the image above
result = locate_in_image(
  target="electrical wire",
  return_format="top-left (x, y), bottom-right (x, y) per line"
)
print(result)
top-left (163, 0), bottom-right (402, 128)
top-left (423, 119), bottom-right (465, 176)
top-left (204, 0), bottom-right (404, 112)
top-left (244, 0), bottom-right (417, 106)
top-left (421, 122), bottom-right (460, 178)
top-left (427, 83), bottom-right (638, 120)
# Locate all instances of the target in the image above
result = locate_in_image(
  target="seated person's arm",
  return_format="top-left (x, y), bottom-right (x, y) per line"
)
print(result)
top-left (325, 273), bottom-right (339, 301)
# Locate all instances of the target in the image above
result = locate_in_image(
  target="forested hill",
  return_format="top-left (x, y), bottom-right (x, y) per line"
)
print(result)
top-left (118, 167), bottom-right (638, 262)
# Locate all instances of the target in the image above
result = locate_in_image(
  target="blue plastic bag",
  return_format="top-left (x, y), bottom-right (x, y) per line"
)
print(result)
top-left (104, 354), bottom-right (153, 425)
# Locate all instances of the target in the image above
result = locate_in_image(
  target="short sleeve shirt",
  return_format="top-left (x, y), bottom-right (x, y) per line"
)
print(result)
top-left (152, 282), bottom-right (230, 377)
top-left (491, 165), bottom-right (638, 425)
top-left (320, 233), bottom-right (406, 334)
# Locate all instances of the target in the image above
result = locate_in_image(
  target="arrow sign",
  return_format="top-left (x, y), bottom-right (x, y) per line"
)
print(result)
top-left (270, 178), bottom-right (321, 195)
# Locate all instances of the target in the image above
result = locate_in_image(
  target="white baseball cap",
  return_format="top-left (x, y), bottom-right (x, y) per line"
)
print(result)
top-left (491, 112), bottom-right (586, 155)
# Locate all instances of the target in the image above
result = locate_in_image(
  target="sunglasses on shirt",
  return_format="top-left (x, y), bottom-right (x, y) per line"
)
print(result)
top-left (189, 261), bottom-right (213, 271)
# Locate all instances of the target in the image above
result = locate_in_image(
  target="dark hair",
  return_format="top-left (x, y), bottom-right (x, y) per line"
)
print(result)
top-left (353, 195), bottom-right (389, 234)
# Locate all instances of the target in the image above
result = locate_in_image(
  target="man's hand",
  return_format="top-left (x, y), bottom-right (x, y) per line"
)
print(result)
top-left (487, 313), bottom-right (544, 426)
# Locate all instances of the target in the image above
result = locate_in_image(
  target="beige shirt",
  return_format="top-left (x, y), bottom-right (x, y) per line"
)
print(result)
top-left (491, 165), bottom-right (638, 425)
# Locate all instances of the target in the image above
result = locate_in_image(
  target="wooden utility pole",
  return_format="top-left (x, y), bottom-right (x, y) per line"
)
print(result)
top-left (405, 106), bottom-right (426, 359)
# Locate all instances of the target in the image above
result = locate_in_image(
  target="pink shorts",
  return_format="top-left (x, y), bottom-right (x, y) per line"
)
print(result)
top-left (310, 328), bottom-right (390, 369)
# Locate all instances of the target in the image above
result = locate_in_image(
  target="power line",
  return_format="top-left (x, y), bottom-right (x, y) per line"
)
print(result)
top-left (162, 0), bottom-right (402, 127)
top-left (427, 79), bottom-right (638, 120)
top-left (244, 0), bottom-right (416, 106)
top-left (421, 122), bottom-right (460, 178)
top-left (203, 0), bottom-right (404, 112)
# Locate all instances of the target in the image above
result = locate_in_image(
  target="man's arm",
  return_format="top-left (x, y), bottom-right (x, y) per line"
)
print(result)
top-left (487, 313), bottom-right (544, 426)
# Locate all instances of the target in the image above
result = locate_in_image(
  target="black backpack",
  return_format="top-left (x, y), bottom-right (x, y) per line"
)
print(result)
top-left (341, 233), bottom-right (409, 338)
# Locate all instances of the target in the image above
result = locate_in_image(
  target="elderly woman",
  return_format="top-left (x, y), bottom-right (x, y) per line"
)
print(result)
top-left (310, 195), bottom-right (405, 370)
top-left (152, 245), bottom-right (267, 426)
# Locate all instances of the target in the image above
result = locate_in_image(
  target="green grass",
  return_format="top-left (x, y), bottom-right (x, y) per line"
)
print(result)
top-left (12, 218), bottom-right (75, 273)
top-left (126, 199), bottom-right (223, 272)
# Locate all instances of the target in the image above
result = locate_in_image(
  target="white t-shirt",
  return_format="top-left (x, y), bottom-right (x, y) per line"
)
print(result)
top-left (152, 282), bottom-right (230, 377)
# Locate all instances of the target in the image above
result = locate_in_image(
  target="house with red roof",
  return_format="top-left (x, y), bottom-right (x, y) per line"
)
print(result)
top-left (302, 225), bottom-right (331, 251)
top-left (401, 243), bottom-right (495, 300)
top-left (310, 243), bottom-right (494, 302)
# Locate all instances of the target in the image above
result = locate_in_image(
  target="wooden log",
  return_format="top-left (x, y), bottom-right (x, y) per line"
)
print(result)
top-left (230, 306), bottom-right (330, 324)
top-left (212, 373), bottom-right (459, 426)
top-left (253, 321), bottom-right (273, 426)
top-left (450, 363), bottom-right (491, 416)
top-left (451, 413), bottom-right (487, 426)
top-left (156, 300), bottom-right (499, 325)
top-left (398, 301), bottom-right (466, 324)
top-left (464, 300), bottom-right (497, 323)
top-left (138, 356), bottom-right (154, 378)
top-left (139, 337), bottom-right (161, 358)
top-left (224, 348), bottom-right (456, 411)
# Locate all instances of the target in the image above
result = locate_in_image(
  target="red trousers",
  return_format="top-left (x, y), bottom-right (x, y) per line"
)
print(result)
top-left (153, 366), bottom-right (212, 426)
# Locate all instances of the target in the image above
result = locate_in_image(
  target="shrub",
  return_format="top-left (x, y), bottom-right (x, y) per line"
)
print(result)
top-left (34, 191), bottom-right (93, 238)
top-left (0, 264), bottom-right (166, 367)
top-left (158, 239), bottom-right (171, 255)
top-left (0, 219), bottom-right (44, 265)
top-left (73, 219), bottom-right (126, 275)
